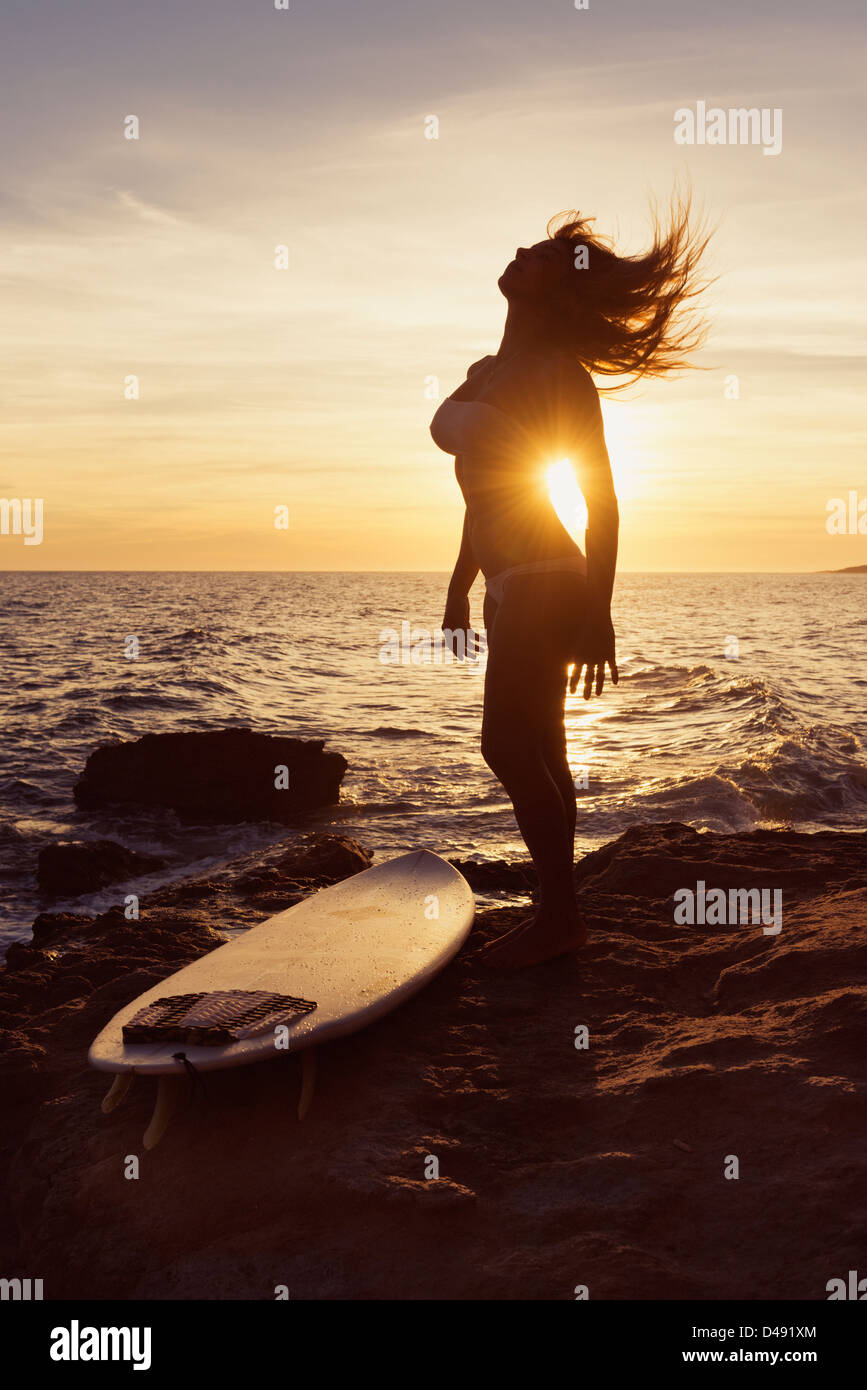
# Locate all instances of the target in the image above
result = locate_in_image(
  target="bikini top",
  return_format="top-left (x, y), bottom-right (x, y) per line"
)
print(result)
top-left (429, 399), bottom-right (525, 457)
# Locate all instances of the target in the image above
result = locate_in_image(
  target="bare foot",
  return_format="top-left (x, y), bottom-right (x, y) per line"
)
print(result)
top-left (477, 901), bottom-right (587, 970)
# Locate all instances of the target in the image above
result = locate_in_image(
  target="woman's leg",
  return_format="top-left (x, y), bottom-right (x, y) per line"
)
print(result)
top-left (478, 573), bottom-right (585, 966)
top-left (541, 678), bottom-right (577, 862)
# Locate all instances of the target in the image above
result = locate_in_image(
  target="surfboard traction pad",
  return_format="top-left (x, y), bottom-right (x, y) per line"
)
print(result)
top-left (121, 989), bottom-right (318, 1047)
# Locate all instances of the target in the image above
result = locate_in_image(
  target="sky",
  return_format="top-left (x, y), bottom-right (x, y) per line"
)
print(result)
top-left (1, 0), bottom-right (865, 571)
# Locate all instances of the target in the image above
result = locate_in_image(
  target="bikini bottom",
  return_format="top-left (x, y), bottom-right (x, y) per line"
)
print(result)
top-left (484, 555), bottom-right (587, 605)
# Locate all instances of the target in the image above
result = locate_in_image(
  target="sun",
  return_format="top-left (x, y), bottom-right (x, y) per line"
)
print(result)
top-left (546, 458), bottom-right (588, 540)
top-left (546, 400), bottom-right (645, 536)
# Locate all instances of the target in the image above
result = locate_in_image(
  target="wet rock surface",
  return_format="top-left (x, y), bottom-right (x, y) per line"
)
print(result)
top-left (37, 840), bottom-right (167, 895)
top-left (73, 728), bottom-right (348, 822)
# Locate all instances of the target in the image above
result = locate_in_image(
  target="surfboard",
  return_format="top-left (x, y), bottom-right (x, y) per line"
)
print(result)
top-left (88, 849), bottom-right (474, 1147)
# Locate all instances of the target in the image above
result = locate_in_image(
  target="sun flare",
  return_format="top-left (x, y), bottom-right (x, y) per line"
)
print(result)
top-left (547, 402), bottom-right (645, 537)
top-left (546, 459), bottom-right (587, 540)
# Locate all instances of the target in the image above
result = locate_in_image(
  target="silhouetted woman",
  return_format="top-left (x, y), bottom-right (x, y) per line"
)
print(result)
top-left (430, 194), bottom-right (710, 967)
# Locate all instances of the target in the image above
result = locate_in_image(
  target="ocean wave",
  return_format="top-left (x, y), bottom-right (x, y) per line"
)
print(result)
top-left (367, 726), bottom-right (431, 739)
top-left (612, 694), bottom-right (867, 830)
top-left (637, 729), bottom-right (867, 831)
top-left (673, 674), bottom-right (797, 726)
top-left (181, 677), bottom-right (235, 697)
top-left (620, 661), bottom-right (717, 687)
top-left (636, 773), bottom-right (760, 830)
top-left (326, 799), bottom-right (423, 815)
top-left (0, 777), bottom-right (57, 805)
top-left (149, 630), bottom-right (233, 660)
top-left (0, 821), bottom-right (32, 877)
top-left (225, 630), bottom-right (293, 645)
top-left (54, 710), bottom-right (102, 731)
top-left (625, 665), bottom-right (814, 741)
top-left (102, 690), bottom-right (202, 711)
top-left (714, 729), bottom-right (867, 820)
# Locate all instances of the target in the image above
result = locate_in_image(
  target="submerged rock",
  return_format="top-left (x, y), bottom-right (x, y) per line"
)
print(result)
top-left (73, 728), bottom-right (347, 823)
top-left (37, 840), bottom-right (167, 896)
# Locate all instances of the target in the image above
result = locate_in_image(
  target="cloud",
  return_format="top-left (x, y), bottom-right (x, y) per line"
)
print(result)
top-left (114, 190), bottom-right (184, 227)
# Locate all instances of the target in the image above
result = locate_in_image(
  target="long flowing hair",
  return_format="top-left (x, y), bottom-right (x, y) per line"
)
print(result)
top-left (547, 190), bottom-right (714, 388)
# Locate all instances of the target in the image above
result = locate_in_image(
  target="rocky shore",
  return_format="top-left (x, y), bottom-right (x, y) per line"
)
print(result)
top-left (2, 820), bottom-right (865, 1300)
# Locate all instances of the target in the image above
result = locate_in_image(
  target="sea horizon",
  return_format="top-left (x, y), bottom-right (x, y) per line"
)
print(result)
top-left (2, 566), bottom-right (865, 575)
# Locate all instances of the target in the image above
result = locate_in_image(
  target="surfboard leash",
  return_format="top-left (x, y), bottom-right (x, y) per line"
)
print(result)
top-left (172, 1051), bottom-right (208, 1108)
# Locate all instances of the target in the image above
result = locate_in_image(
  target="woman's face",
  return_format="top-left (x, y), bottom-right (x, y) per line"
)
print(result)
top-left (498, 238), bottom-right (572, 302)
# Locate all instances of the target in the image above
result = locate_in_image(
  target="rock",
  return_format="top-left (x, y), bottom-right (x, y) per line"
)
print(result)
top-left (273, 834), bottom-right (372, 882)
top-left (3, 943), bottom-right (58, 972)
top-left (234, 834), bottom-right (371, 908)
top-left (449, 857), bottom-right (535, 892)
top-left (0, 1036), bottom-right (48, 1104)
top-left (73, 728), bottom-right (347, 823)
top-left (31, 914), bottom-right (94, 948)
top-left (37, 841), bottom-right (167, 896)
top-left (575, 821), bottom-right (867, 905)
top-left (5, 822), bottom-right (866, 1299)
top-left (233, 875), bottom-right (306, 911)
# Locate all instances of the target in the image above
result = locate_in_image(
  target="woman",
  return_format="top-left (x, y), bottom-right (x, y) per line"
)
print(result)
top-left (430, 195), bottom-right (710, 968)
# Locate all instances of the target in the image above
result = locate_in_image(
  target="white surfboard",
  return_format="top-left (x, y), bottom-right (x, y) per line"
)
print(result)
top-left (88, 850), bottom-right (474, 1146)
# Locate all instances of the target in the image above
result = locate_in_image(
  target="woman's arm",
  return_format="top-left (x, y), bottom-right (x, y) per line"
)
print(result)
top-left (442, 507), bottom-right (480, 657)
top-left (437, 360), bottom-right (493, 654)
top-left (580, 438), bottom-right (619, 610)
top-left (573, 435), bottom-right (619, 697)
top-left (447, 506), bottom-right (480, 599)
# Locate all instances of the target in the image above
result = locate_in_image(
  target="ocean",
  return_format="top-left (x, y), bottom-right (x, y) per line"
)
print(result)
top-left (1, 570), bottom-right (866, 946)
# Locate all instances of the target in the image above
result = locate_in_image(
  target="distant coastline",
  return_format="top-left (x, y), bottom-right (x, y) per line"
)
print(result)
top-left (819, 564), bottom-right (867, 574)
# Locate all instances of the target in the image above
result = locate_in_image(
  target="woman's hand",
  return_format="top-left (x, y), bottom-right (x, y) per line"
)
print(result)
top-left (569, 609), bottom-right (618, 699)
top-left (442, 591), bottom-right (478, 659)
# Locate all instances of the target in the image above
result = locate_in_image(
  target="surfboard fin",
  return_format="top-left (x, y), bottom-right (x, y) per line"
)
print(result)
top-left (297, 1047), bottom-right (316, 1121)
top-left (143, 1076), bottom-right (184, 1150)
top-left (101, 1072), bottom-right (133, 1114)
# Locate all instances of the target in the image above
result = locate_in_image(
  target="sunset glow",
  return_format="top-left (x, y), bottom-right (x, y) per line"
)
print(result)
top-left (547, 459), bottom-right (588, 543)
top-left (1, 2), bottom-right (864, 573)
